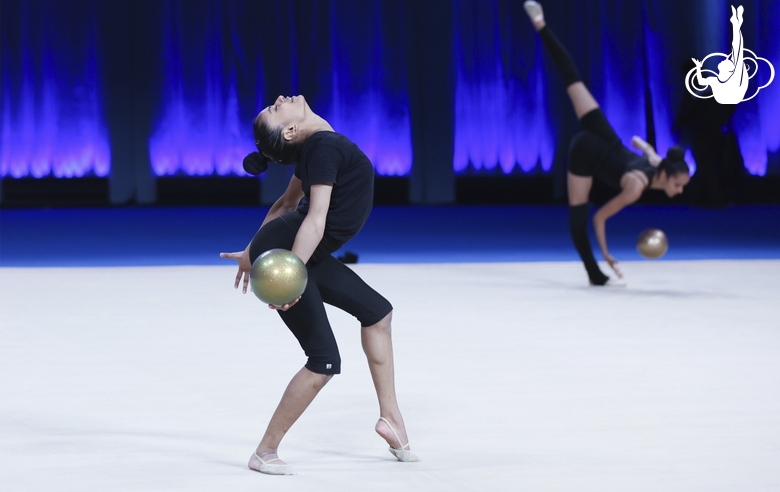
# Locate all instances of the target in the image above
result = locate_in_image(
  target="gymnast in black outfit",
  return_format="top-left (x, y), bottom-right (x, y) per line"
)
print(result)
top-left (221, 94), bottom-right (418, 475)
top-left (524, 1), bottom-right (691, 286)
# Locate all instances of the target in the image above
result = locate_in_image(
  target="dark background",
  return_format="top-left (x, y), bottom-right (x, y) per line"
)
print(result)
top-left (1, 0), bottom-right (778, 208)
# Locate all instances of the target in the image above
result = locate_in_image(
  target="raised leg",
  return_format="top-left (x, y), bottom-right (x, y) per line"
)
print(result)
top-left (566, 83), bottom-right (600, 121)
top-left (525, 2), bottom-right (600, 120)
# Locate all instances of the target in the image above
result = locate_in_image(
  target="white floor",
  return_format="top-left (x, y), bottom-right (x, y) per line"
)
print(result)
top-left (1, 260), bottom-right (779, 491)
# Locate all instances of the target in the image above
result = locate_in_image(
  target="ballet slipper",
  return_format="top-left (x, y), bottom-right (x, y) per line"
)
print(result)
top-left (523, 1), bottom-right (544, 24)
top-left (379, 417), bottom-right (420, 462)
top-left (249, 452), bottom-right (297, 475)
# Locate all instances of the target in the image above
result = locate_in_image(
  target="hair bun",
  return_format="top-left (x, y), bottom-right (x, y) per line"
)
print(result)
top-left (666, 146), bottom-right (685, 161)
top-left (243, 152), bottom-right (268, 175)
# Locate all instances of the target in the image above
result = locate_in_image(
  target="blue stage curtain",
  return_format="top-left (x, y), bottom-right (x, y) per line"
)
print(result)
top-left (1, 0), bottom-right (778, 201)
top-left (1, 0), bottom-right (110, 178)
top-left (453, 0), bottom-right (554, 175)
top-left (145, 0), bottom-right (412, 178)
top-left (728, 0), bottom-right (780, 176)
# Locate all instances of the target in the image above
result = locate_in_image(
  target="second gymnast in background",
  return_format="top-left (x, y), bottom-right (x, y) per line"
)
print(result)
top-left (524, 1), bottom-right (691, 286)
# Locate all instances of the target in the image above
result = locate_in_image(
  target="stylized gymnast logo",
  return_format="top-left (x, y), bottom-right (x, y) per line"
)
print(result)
top-left (684, 5), bottom-right (774, 104)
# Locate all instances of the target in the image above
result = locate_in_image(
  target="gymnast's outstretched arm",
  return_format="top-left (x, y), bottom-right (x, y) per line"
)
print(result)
top-left (592, 181), bottom-right (644, 278)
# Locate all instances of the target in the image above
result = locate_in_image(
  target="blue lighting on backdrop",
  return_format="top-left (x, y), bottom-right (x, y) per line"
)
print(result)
top-left (582, 2), bottom-right (654, 174)
top-left (2, 0), bottom-right (777, 184)
top-left (319, 0), bottom-right (412, 176)
top-left (148, 0), bottom-right (411, 178)
top-left (323, 88), bottom-right (412, 176)
top-left (451, 0), bottom-right (696, 177)
top-left (0, 3), bottom-right (110, 178)
top-left (148, 2), bottom-right (249, 176)
top-left (642, 6), bottom-right (697, 175)
top-left (453, 0), bottom-right (554, 174)
top-left (730, 1), bottom-right (780, 177)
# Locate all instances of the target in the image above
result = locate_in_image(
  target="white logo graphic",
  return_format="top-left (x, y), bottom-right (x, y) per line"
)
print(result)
top-left (685, 5), bottom-right (774, 104)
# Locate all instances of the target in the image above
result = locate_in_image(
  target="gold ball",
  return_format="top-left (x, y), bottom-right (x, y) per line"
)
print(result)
top-left (637, 228), bottom-right (669, 259)
top-left (249, 249), bottom-right (308, 306)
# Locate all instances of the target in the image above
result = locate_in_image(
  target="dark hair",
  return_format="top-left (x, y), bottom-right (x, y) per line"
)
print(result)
top-left (253, 113), bottom-right (304, 165)
top-left (242, 152), bottom-right (268, 175)
top-left (658, 146), bottom-right (690, 177)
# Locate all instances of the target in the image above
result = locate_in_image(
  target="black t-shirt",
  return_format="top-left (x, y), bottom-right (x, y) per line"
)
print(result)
top-left (295, 131), bottom-right (374, 256)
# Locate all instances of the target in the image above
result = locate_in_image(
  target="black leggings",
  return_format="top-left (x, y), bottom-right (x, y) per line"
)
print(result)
top-left (568, 203), bottom-right (609, 285)
top-left (249, 211), bottom-right (393, 375)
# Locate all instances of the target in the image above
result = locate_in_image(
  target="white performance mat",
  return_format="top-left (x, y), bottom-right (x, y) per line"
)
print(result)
top-left (1, 260), bottom-right (779, 491)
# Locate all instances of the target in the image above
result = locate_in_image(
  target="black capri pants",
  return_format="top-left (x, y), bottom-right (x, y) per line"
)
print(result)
top-left (248, 211), bottom-right (393, 375)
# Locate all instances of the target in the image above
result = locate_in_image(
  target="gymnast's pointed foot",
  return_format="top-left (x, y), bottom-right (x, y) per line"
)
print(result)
top-left (376, 416), bottom-right (420, 462)
top-left (523, 1), bottom-right (546, 31)
top-left (249, 451), bottom-right (296, 475)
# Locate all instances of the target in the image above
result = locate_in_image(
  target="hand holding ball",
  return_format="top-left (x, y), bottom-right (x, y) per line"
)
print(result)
top-left (637, 229), bottom-right (668, 259)
top-left (249, 249), bottom-right (308, 306)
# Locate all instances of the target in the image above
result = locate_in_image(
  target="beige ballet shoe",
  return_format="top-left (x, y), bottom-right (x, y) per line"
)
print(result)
top-left (523, 1), bottom-right (544, 23)
top-left (379, 417), bottom-right (420, 462)
top-left (249, 452), bottom-right (296, 475)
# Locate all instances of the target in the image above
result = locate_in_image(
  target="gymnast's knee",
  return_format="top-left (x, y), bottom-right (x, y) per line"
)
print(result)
top-left (358, 302), bottom-right (393, 329)
top-left (364, 309), bottom-right (392, 329)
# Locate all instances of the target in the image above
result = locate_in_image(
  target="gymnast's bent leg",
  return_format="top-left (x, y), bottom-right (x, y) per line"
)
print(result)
top-left (249, 277), bottom-right (341, 471)
top-left (311, 256), bottom-right (418, 460)
top-left (246, 213), bottom-right (341, 474)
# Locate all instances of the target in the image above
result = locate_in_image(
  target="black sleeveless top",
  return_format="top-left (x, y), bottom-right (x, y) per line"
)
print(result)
top-left (577, 135), bottom-right (657, 190)
top-left (569, 109), bottom-right (658, 190)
